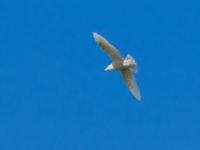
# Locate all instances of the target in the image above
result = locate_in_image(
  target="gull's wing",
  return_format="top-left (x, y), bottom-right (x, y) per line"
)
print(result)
top-left (93, 32), bottom-right (123, 62)
top-left (121, 69), bottom-right (141, 101)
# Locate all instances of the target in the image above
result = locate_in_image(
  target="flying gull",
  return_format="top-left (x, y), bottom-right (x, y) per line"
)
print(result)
top-left (93, 32), bottom-right (141, 101)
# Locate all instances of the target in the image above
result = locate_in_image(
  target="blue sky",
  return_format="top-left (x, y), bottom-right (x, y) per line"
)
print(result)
top-left (0, 0), bottom-right (200, 149)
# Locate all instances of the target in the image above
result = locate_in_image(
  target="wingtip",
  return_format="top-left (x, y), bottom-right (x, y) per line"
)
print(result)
top-left (136, 95), bottom-right (141, 101)
top-left (92, 32), bottom-right (100, 41)
top-left (130, 87), bottom-right (141, 101)
top-left (92, 32), bottom-right (98, 36)
top-left (135, 91), bottom-right (141, 101)
top-left (92, 32), bottom-right (105, 44)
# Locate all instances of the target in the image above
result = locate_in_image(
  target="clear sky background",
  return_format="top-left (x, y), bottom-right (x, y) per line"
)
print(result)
top-left (0, 0), bottom-right (200, 149)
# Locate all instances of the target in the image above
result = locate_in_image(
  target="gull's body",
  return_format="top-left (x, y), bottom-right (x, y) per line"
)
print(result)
top-left (93, 32), bottom-right (141, 101)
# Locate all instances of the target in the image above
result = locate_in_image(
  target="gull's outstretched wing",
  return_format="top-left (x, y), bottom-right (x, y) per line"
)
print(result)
top-left (93, 32), bottom-right (123, 62)
top-left (121, 69), bottom-right (141, 101)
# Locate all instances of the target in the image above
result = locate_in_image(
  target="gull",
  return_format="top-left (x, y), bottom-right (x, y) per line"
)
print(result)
top-left (93, 32), bottom-right (141, 101)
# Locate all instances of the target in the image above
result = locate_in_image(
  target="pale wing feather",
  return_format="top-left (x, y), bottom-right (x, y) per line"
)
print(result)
top-left (121, 69), bottom-right (141, 101)
top-left (93, 32), bottom-right (123, 62)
